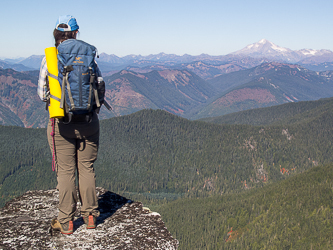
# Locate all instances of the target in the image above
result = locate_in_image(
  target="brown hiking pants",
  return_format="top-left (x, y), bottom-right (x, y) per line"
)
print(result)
top-left (47, 112), bottom-right (100, 224)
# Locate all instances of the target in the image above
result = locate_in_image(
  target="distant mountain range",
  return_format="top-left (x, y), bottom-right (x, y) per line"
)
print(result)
top-left (2, 39), bottom-right (333, 127)
top-left (0, 55), bottom-right (43, 71)
top-left (0, 60), bottom-right (34, 72)
top-left (2, 61), bottom-right (333, 127)
top-left (2, 39), bottom-right (333, 73)
top-left (190, 62), bottom-right (333, 119)
top-left (101, 69), bottom-right (215, 118)
top-left (98, 39), bottom-right (333, 70)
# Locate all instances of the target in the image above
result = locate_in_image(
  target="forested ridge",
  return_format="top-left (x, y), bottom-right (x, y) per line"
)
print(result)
top-left (200, 97), bottom-right (333, 126)
top-left (96, 107), bottom-right (333, 196)
top-left (1, 105), bottom-right (333, 204)
top-left (1, 97), bottom-right (333, 248)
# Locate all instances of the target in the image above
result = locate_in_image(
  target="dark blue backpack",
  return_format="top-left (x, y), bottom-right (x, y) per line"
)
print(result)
top-left (57, 39), bottom-right (101, 117)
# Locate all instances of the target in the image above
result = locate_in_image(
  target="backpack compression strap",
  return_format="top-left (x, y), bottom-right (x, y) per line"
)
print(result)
top-left (47, 71), bottom-right (61, 102)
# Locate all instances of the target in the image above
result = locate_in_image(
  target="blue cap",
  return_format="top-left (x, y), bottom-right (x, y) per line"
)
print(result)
top-left (55, 15), bottom-right (79, 31)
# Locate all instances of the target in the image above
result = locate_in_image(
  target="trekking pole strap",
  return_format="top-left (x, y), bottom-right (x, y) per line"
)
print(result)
top-left (103, 100), bottom-right (112, 110)
top-left (89, 67), bottom-right (101, 108)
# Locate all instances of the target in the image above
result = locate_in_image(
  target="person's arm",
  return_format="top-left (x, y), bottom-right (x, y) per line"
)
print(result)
top-left (37, 57), bottom-right (49, 101)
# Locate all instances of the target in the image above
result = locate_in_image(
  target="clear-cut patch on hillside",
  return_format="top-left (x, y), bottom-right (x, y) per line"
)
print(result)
top-left (213, 88), bottom-right (276, 106)
top-left (158, 70), bottom-right (190, 84)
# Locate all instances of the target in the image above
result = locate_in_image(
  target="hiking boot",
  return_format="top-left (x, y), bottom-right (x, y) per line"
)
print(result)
top-left (51, 218), bottom-right (74, 235)
top-left (83, 214), bottom-right (96, 229)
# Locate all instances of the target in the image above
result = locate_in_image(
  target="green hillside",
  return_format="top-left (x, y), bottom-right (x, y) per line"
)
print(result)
top-left (200, 97), bottom-right (333, 126)
top-left (97, 105), bottom-right (333, 198)
top-left (0, 104), bottom-right (25, 127)
top-left (158, 163), bottom-right (333, 249)
top-left (1, 99), bottom-right (333, 207)
top-left (0, 125), bottom-right (55, 205)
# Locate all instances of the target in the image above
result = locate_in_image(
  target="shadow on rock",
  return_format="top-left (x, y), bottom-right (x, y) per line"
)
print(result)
top-left (72, 188), bottom-right (132, 231)
top-left (97, 191), bottom-right (131, 225)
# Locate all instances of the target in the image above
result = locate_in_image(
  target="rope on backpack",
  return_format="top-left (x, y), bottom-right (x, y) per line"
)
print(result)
top-left (50, 118), bottom-right (57, 171)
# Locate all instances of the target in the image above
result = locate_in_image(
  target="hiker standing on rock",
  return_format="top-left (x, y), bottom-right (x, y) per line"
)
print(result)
top-left (38, 15), bottom-right (107, 235)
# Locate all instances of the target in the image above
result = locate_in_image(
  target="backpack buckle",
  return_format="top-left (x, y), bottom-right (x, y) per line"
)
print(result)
top-left (62, 65), bottom-right (74, 76)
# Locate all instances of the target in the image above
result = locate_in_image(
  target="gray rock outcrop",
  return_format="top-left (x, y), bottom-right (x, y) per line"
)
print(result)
top-left (0, 187), bottom-right (179, 249)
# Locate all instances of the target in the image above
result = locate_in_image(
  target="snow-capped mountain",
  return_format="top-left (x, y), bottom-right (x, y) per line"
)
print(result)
top-left (231, 39), bottom-right (333, 63)
top-left (233, 39), bottom-right (289, 54)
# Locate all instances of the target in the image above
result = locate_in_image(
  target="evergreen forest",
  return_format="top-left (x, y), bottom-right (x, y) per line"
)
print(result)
top-left (158, 164), bottom-right (333, 249)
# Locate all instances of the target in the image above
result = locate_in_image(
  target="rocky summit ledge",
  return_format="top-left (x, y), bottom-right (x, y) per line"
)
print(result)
top-left (0, 187), bottom-right (179, 250)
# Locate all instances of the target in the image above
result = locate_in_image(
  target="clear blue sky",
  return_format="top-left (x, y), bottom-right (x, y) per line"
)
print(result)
top-left (1, 0), bottom-right (333, 58)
